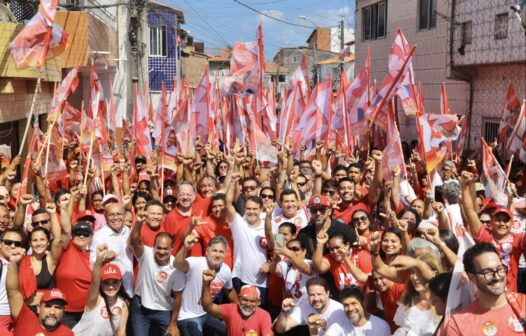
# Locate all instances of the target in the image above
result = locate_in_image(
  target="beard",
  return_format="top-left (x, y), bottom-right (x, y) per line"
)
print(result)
top-left (477, 277), bottom-right (506, 297)
top-left (41, 315), bottom-right (58, 330)
top-left (239, 305), bottom-right (255, 317)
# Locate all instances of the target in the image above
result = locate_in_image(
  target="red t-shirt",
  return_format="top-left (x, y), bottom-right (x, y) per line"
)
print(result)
top-left (194, 195), bottom-right (212, 217)
top-left (140, 223), bottom-right (166, 247)
top-left (221, 303), bottom-right (273, 336)
top-left (192, 216), bottom-right (234, 268)
top-left (379, 282), bottom-right (405, 332)
top-left (446, 296), bottom-right (526, 336)
top-left (322, 249), bottom-right (372, 290)
top-left (164, 207), bottom-right (202, 256)
top-left (472, 226), bottom-right (526, 292)
top-left (14, 304), bottom-right (74, 336)
top-left (333, 200), bottom-right (373, 224)
top-left (55, 243), bottom-right (91, 312)
top-left (267, 274), bottom-right (285, 307)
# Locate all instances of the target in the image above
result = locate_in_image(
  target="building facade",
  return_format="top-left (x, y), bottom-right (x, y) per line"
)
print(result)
top-left (354, 0), bottom-right (526, 151)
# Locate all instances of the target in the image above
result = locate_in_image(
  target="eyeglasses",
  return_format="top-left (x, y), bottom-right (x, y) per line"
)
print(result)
top-left (322, 190), bottom-right (336, 196)
top-left (480, 219), bottom-right (491, 224)
top-left (32, 219), bottom-right (49, 227)
top-left (73, 232), bottom-right (91, 238)
top-left (297, 182), bottom-right (307, 187)
top-left (242, 186), bottom-right (258, 192)
top-left (107, 213), bottom-right (123, 218)
top-left (261, 194), bottom-right (274, 200)
top-left (288, 246), bottom-right (302, 252)
top-left (310, 207), bottom-right (328, 214)
top-left (353, 216), bottom-right (368, 223)
top-left (2, 239), bottom-right (23, 248)
top-left (474, 265), bottom-right (508, 282)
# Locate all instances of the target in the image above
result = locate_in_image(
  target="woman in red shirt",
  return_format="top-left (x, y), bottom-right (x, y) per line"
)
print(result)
top-left (55, 220), bottom-right (93, 329)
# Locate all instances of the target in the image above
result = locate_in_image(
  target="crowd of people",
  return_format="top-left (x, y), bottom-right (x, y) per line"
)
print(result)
top-left (0, 136), bottom-right (524, 336)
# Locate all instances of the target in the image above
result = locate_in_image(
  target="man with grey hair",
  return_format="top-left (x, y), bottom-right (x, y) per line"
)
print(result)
top-left (170, 235), bottom-right (238, 336)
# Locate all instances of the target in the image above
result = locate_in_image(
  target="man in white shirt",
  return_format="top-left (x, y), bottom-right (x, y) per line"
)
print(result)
top-left (324, 285), bottom-right (391, 336)
top-left (90, 203), bottom-right (133, 297)
top-left (272, 189), bottom-right (309, 233)
top-left (129, 210), bottom-right (178, 336)
top-left (172, 234), bottom-right (238, 336)
top-left (275, 277), bottom-right (344, 335)
top-left (225, 172), bottom-right (269, 307)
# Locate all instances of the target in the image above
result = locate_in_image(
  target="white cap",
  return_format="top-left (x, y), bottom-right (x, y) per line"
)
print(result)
top-left (102, 193), bottom-right (119, 205)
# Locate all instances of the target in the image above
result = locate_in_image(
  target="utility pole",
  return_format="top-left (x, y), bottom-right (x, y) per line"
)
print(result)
top-left (340, 20), bottom-right (345, 51)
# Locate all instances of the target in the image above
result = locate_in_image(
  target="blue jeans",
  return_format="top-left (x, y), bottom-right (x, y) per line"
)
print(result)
top-left (130, 295), bottom-right (171, 336)
top-left (178, 314), bottom-right (226, 336)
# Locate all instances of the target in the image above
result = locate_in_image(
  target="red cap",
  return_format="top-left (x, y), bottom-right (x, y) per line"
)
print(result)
top-left (163, 188), bottom-right (176, 200)
top-left (307, 195), bottom-right (330, 208)
top-left (78, 210), bottom-right (96, 221)
top-left (41, 288), bottom-right (68, 304)
top-left (492, 207), bottom-right (513, 219)
top-left (100, 263), bottom-right (122, 281)
top-left (239, 285), bottom-right (260, 300)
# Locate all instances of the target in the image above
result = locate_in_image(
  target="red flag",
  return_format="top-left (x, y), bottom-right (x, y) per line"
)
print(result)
top-left (331, 69), bottom-right (351, 150)
top-left (392, 29), bottom-right (419, 116)
top-left (417, 112), bottom-right (461, 172)
top-left (190, 67), bottom-right (211, 143)
top-left (280, 81), bottom-right (305, 143)
top-left (481, 138), bottom-right (508, 206)
top-left (108, 75), bottom-right (117, 140)
top-left (347, 48), bottom-right (370, 136)
top-left (498, 83), bottom-right (521, 146)
top-left (18, 126), bottom-right (45, 201)
top-left (63, 102), bottom-right (80, 138)
top-left (221, 26), bottom-right (264, 96)
top-left (287, 50), bottom-right (310, 100)
top-left (48, 66), bottom-right (79, 123)
top-left (455, 112), bottom-right (469, 157)
top-left (382, 100), bottom-right (406, 180)
top-left (260, 95), bottom-right (277, 141)
top-left (505, 100), bottom-right (526, 160)
top-left (89, 65), bottom-right (104, 119)
top-left (133, 84), bottom-right (152, 158)
top-left (8, 0), bottom-right (68, 70)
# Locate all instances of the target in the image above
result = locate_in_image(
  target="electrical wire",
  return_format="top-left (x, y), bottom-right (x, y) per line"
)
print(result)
top-left (231, 0), bottom-right (313, 28)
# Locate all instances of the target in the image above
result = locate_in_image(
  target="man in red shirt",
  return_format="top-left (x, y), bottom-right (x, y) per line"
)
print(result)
top-left (140, 200), bottom-right (166, 247)
top-left (333, 150), bottom-right (383, 224)
top-left (461, 171), bottom-right (526, 292)
top-left (6, 252), bottom-right (73, 336)
top-left (446, 243), bottom-right (525, 335)
top-left (164, 181), bottom-right (202, 256)
top-left (194, 175), bottom-right (218, 216)
top-left (201, 269), bottom-right (273, 336)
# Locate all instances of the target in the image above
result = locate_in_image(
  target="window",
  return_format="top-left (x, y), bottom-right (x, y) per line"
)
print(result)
top-left (150, 26), bottom-right (167, 56)
top-left (483, 120), bottom-right (500, 143)
top-left (293, 54), bottom-right (301, 63)
top-left (461, 21), bottom-right (472, 45)
top-left (494, 13), bottom-right (508, 40)
top-left (418, 0), bottom-right (437, 30)
top-left (362, 1), bottom-right (387, 41)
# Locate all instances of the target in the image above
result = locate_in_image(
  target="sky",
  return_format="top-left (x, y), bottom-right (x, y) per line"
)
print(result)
top-left (164, 0), bottom-right (356, 60)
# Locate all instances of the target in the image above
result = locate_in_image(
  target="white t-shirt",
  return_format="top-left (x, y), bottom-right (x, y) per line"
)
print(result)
top-left (73, 295), bottom-right (125, 336)
top-left (289, 298), bottom-right (343, 333)
top-left (0, 258), bottom-right (9, 315)
top-left (325, 312), bottom-right (391, 336)
top-left (271, 207), bottom-right (310, 233)
top-left (393, 304), bottom-right (441, 336)
top-left (176, 257), bottom-right (233, 320)
top-left (135, 246), bottom-right (178, 311)
top-left (230, 213), bottom-right (268, 287)
top-left (277, 259), bottom-right (315, 301)
top-left (90, 225), bottom-right (134, 297)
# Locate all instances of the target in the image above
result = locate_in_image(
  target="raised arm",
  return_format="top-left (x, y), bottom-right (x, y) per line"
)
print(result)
top-left (264, 205), bottom-right (275, 252)
top-left (59, 193), bottom-right (73, 250)
top-left (311, 160), bottom-right (323, 196)
top-left (367, 150), bottom-right (383, 205)
top-left (201, 269), bottom-right (224, 319)
top-left (390, 255), bottom-right (436, 282)
top-left (85, 244), bottom-right (108, 311)
top-left (173, 234), bottom-right (198, 273)
top-left (46, 203), bottom-right (63, 266)
top-left (128, 210), bottom-right (146, 258)
top-left (311, 231), bottom-right (330, 274)
top-left (459, 171), bottom-right (482, 235)
top-left (225, 164), bottom-right (240, 223)
top-left (276, 245), bottom-right (312, 275)
top-left (274, 298), bottom-right (299, 333)
top-left (14, 194), bottom-right (34, 228)
top-left (6, 249), bottom-right (25, 319)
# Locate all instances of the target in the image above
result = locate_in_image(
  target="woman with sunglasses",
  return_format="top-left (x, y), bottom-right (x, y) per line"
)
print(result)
top-left (73, 244), bottom-right (129, 335)
top-left (269, 239), bottom-right (315, 302)
top-left (351, 209), bottom-right (381, 250)
top-left (55, 211), bottom-right (94, 329)
top-left (18, 203), bottom-right (62, 314)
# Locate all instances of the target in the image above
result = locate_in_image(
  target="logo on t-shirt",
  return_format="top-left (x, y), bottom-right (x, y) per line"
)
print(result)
top-left (210, 281), bottom-right (225, 298)
top-left (258, 237), bottom-right (268, 250)
top-left (100, 306), bottom-right (123, 319)
top-left (156, 271), bottom-right (168, 283)
top-left (481, 321), bottom-right (498, 336)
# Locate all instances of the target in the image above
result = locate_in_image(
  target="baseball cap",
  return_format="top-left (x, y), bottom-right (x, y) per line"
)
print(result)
top-left (307, 195), bottom-right (330, 208)
top-left (78, 210), bottom-right (96, 222)
top-left (41, 288), bottom-right (68, 305)
top-left (72, 222), bottom-right (93, 236)
top-left (101, 263), bottom-right (122, 281)
top-left (102, 194), bottom-right (119, 205)
top-left (239, 285), bottom-right (260, 300)
top-left (475, 182), bottom-right (485, 193)
top-left (492, 207), bottom-right (513, 219)
top-left (163, 189), bottom-right (176, 200)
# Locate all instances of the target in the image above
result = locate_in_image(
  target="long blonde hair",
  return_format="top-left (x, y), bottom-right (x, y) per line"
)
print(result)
top-left (399, 253), bottom-right (443, 308)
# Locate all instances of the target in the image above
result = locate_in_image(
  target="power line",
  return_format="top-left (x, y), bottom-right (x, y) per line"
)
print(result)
top-left (180, 0), bottom-right (232, 47)
top-left (231, 0), bottom-right (313, 28)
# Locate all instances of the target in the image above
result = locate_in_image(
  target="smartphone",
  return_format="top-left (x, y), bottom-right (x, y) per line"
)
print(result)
top-left (274, 233), bottom-right (284, 247)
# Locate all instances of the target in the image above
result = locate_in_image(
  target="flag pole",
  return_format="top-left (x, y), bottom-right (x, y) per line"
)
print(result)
top-left (83, 132), bottom-right (95, 186)
top-left (18, 72), bottom-right (43, 156)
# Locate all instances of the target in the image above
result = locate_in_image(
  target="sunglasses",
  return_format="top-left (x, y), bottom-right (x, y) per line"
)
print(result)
top-left (297, 182), bottom-right (307, 187)
top-left (73, 232), bottom-right (91, 238)
top-left (352, 216), bottom-right (368, 223)
top-left (480, 219), bottom-right (491, 224)
top-left (322, 190), bottom-right (337, 196)
top-left (261, 194), bottom-right (274, 199)
top-left (288, 246), bottom-right (302, 252)
top-left (243, 186), bottom-right (258, 192)
top-left (32, 219), bottom-right (49, 227)
top-left (2, 239), bottom-right (23, 248)
top-left (310, 207), bottom-right (327, 214)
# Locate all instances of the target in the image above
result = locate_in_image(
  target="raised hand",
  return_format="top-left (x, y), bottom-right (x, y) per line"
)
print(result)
top-left (281, 298), bottom-right (296, 313)
top-left (59, 194), bottom-right (71, 210)
top-left (136, 210), bottom-right (147, 223)
top-left (95, 244), bottom-right (109, 264)
top-left (202, 269), bottom-right (217, 283)
top-left (311, 160), bottom-right (323, 175)
top-left (45, 203), bottom-right (57, 214)
top-left (316, 231), bottom-right (329, 246)
top-left (184, 234), bottom-right (198, 250)
top-left (19, 194), bottom-right (34, 206)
